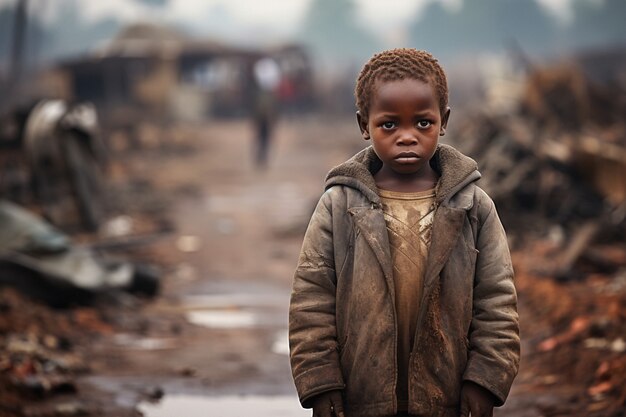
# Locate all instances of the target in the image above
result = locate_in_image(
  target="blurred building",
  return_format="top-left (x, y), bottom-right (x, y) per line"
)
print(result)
top-left (53, 23), bottom-right (314, 129)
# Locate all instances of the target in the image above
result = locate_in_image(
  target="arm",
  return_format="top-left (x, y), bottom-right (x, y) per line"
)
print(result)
top-left (289, 191), bottom-right (345, 408)
top-left (463, 190), bottom-right (520, 407)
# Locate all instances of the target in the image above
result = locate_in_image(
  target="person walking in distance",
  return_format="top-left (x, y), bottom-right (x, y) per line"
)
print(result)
top-left (251, 57), bottom-right (280, 168)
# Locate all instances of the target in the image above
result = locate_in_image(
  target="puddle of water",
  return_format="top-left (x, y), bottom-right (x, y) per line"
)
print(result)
top-left (113, 334), bottom-right (176, 350)
top-left (183, 293), bottom-right (287, 309)
top-left (181, 290), bottom-right (289, 330)
top-left (186, 310), bottom-right (258, 328)
top-left (139, 394), bottom-right (309, 417)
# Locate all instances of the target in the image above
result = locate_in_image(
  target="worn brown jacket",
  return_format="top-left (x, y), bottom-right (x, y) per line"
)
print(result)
top-left (289, 144), bottom-right (520, 417)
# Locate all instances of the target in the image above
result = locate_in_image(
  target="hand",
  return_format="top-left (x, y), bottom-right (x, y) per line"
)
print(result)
top-left (459, 381), bottom-right (495, 417)
top-left (312, 390), bottom-right (345, 417)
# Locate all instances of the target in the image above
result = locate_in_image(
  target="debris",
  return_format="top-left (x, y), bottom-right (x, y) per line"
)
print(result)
top-left (453, 56), bottom-right (626, 279)
top-left (611, 338), bottom-right (626, 353)
top-left (100, 215), bottom-right (134, 238)
top-left (175, 235), bottom-right (202, 253)
top-left (12, 375), bottom-right (77, 397)
top-left (550, 221), bottom-right (601, 279)
top-left (53, 401), bottom-right (90, 416)
top-left (177, 367), bottom-right (196, 377)
top-left (457, 53), bottom-right (626, 415)
top-left (588, 381), bottom-right (613, 397)
top-left (0, 200), bottom-right (161, 306)
top-left (586, 337), bottom-right (626, 352)
top-left (0, 99), bottom-right (109, 232)
top-left (142, 385), bottom-right (164, 401)
top-left (537, 317), bottom-right (590, 352)
top-left (0, 200), bottom-right (70, 254)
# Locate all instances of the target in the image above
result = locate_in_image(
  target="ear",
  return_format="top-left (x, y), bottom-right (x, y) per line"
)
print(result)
top-left (439, 106), bottom-right (451, 136)
top-left (356, 111), bottom-right (370, 140)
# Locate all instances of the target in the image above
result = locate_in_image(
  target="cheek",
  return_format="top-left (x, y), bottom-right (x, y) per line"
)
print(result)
top-left (424, 134), bottom-right (439, 147)
top-left (371, 141), bottom-right (390, 159)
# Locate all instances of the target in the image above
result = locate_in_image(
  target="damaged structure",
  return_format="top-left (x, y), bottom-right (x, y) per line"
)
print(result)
top-left (55, 24), bottom-right (315, 131)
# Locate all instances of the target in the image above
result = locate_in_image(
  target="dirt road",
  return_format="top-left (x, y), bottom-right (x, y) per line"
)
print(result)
top-left (80, 117), bottom-right (364, 416)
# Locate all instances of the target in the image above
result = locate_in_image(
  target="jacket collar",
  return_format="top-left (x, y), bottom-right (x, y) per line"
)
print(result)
top-left (324, 144), bottom-right (481, 206)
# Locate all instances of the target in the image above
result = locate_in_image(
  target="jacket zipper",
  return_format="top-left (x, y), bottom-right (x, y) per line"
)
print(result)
top-left (408, 200), bottom-right (440, 411)
top-left (371, 201), bottom-right (397, 413)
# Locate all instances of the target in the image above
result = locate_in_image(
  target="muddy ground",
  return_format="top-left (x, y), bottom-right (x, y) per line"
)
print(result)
top-left (1, 116), bottom-right (625, 416)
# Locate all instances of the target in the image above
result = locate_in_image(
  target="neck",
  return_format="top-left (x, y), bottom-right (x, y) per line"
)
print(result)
top-left (374, 164), bottom-right (439, 193)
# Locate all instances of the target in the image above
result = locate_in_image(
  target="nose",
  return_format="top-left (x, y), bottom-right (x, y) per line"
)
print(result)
top-left (396, 129), bottom-right (418, 146)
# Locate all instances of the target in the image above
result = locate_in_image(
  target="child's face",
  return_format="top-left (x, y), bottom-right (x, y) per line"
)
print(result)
top-left (358, 78), bottom-right (450, 179)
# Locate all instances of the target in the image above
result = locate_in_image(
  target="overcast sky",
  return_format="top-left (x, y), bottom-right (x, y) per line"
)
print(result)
top-left (1, 0), bottom-right (574, 36)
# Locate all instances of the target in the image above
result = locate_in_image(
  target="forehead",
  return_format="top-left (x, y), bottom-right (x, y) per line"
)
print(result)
top-left (369, 78), bottom-right (438, 112)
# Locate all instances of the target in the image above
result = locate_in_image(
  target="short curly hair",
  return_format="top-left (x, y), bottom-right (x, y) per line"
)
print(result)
top-left (355, 48), bottom-right (448, 119)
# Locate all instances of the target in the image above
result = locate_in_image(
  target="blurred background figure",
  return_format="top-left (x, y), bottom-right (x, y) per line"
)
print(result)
top-left (251, 57), bottom-right (280, 168)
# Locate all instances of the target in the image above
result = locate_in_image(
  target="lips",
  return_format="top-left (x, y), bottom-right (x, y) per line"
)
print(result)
top-left (395, 152), bottom-right (419, 159)
top-left (394, 152), bottom-right (420, 163)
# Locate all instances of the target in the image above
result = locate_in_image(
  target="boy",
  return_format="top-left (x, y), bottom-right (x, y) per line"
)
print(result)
top-left (289, 49), bottom-right (520, 417)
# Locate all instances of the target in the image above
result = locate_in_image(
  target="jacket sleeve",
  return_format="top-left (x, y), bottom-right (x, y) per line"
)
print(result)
top-left (289, 190), bottom-right (345, 408)
top-left (463, 189), bottom-right (520, 406)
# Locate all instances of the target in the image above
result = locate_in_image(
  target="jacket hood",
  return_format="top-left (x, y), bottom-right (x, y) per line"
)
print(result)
top-left (325, 144), bottom-right (481, 205)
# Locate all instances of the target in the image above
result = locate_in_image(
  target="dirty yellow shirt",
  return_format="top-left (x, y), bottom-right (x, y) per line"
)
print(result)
top-left (378, 187), bottom-right (436, 412)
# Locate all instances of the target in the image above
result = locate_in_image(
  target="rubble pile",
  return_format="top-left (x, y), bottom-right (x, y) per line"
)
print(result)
top-left (452, 58), bottom-right (626, 415)
top-left (0, 122), bottom-right (177, 416)
top-left (513, 246), bottom-right (626, 416)
top-left (453, 59), bottom-right (626, 279)
top-left (0, 287), bottom-right (107, 417)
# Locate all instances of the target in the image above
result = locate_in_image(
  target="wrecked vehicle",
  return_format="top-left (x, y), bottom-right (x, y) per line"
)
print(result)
top-left (0, 99), bottom-right (108, 231)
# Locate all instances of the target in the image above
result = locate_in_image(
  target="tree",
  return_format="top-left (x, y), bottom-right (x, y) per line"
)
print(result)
top-left (408, 1), bottom-right (457, 57)
top-left (569, 0), bottom-right (626, 50)
top-left (408, 0), bottom-right (558, 58)
top-left (298, 0), bottom-right (381, 70)
top-left (43, 0), bottom-right (119, 60)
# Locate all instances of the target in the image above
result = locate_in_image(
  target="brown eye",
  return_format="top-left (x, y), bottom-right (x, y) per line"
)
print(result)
top-left (382, 122), bottom-right (396, 130)
top-left (417, 120), bottom-right (432, 129)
